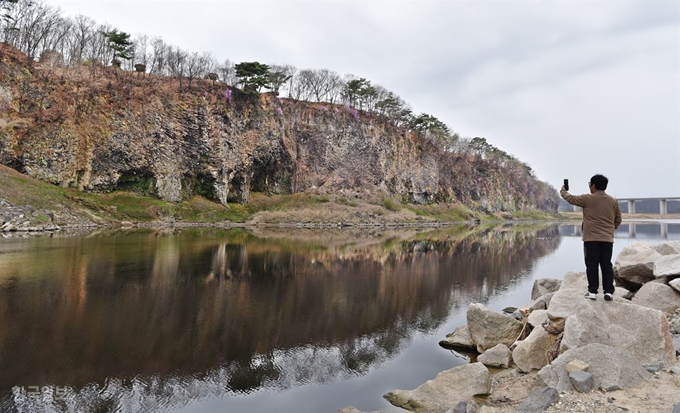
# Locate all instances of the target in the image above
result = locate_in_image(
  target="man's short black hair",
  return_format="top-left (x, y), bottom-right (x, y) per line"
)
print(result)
top-left (590, 174), bottom-right (608, 190)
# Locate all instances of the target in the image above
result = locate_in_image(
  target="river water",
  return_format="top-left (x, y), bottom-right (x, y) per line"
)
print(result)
top-left (0, 221), bottom-right (678, 413)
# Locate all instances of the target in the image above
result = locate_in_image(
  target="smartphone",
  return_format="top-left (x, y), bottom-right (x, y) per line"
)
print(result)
top-left (563, 179), bottom-right (569, 191)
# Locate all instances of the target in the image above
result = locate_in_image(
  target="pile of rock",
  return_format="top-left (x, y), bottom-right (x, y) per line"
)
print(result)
top-left (0, 198), bottom-right (102, 235)
top-left (342, 240), bottom-right (680, 413)
top-left (0, 198), bottom-right (61, 233)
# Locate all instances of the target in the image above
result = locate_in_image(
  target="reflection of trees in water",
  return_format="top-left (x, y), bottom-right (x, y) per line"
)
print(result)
top-left (0, 225), bottom-right (560, 411)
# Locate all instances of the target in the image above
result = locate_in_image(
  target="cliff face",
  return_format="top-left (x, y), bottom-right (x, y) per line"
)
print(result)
top-left (0, 45), bottom-right (558, 212)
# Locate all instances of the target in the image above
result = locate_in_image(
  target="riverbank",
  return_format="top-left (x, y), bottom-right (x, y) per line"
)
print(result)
top-left (341, 241), bottom-right (680, 413)
top-left (0, 161), bottom-right (563, 233)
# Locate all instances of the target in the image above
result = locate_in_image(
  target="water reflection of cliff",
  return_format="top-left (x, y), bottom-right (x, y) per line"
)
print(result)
top-left (0, 224), bottom-right (560, 411)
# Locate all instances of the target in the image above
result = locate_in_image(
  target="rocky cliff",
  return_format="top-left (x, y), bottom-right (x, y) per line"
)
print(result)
top-left (0, 45), bottom-right (559, 213)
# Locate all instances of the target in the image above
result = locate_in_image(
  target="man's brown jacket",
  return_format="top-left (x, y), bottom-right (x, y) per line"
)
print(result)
top-left (560, 189), bottom-right (622, 242)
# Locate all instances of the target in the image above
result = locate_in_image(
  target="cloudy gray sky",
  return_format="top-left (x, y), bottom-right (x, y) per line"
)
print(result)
top-left (48, 0), bottom-right (680, 198)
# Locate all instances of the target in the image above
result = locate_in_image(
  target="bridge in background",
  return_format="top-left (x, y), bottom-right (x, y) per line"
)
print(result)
top-left (567, 222), bottom-right (679, 239)
top-left (570, 197), bottom-right (680, 214)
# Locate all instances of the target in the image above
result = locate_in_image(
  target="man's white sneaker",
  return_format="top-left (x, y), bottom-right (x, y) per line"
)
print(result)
top-left (604, 293), bottom-right (613, 301)
top-left (584, 292), bottom-right (596, 300)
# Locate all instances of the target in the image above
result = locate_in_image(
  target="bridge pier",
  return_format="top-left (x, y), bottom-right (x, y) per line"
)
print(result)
top-left (628, 224), bottom-right (636, 238)
top-left (617, 197), bottom-right (679, 214)
top-left (661, 223), bottom-right (668, 238)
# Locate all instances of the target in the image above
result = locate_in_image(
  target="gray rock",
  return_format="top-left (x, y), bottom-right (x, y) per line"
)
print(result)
top-left (337, 408), bottom-right (363, 413)
top-left (510, 310), bottom-right (524, 321)
top-left (439, 325), bottom-right (476, 352)
top-left (673, 316), bottom-right (680, 334)
top-left (450, 400), bottom-right (480, 413)
top-left (512, 326), bottom-right (558, 373)
top-left (614, 286), bottom-right (633, 300)
top-left (654, 255), bottom-right (680, 278)
top-left (502, 306), bottom-right (518, 314)
top-left (644, 365), bottom-right (663, 373)
top-left (528, 299), bottom-right (545, 311)
top-left (529, 292), bottom-right (555, 312)
top-left (516, 386), bottom-right (559, 413)
top-left (527, 309), bottom-right (548, 328)
top-left (670, 278), bottom-right (680, 294)
top-left (653, 241), bottom-right (680, 256)
top-left (546, 272), bottom-right (588, 325)
top-left (156, 174), bottom-right (183, 203)
top-left (565, 359), bottom-right (589, 373)
top-left (670, 366), bottom-right (680, 375)
top-left (478, 344), bottom-right (512, 369)
top-left (631, 282), bottom-right (680, 314)
top-left (560, 295), bottom-right (676, 367)
top-left (614, 242), bottom-right (663, 290)
top-left (383, 362), bottom-right (491, 413)
top-left (532, 278), bottom-right (562, 300)
top-left (467, 303), bottom-right (524, 353)
top-left (452, 401), bottom-right (467, 412)
top-left (337, 408), bottom-right (380, 413)
top-left (674, 402), bottom-right (680, 413)
top-left (538, 344), bottom-right (651, 393)
top-left (568, 370), bottom-right (594, 393)
top-left (1, 223), bottom-right (16, 232)
top-left (465, 400), bottom-right (479, 413)
top-left (674, 336), bottom-right (680, 356)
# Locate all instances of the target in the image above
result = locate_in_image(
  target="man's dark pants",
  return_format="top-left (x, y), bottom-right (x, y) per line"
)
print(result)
top-left (584, 241), bottom-right (615, 294)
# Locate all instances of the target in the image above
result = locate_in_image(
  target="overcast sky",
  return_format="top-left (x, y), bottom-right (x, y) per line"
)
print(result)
top-left (47, 0), bottom-right (680, 198)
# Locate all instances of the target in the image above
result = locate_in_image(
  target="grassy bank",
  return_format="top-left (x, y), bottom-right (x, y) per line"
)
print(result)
top-left (0, 165), bottom-right (560, 227)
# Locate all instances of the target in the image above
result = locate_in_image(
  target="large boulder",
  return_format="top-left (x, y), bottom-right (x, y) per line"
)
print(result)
top-left (512, 326), bottom-right (558, 373)
top-left (538, 344), bottom-right (651, 392)
top-left (527, 309), bottom-right (549, 329)
top-left (545, 272), bottom-right (589, 333)
top-left (614, 242), bottom-right (663, 290)
top-left (560, 298), bottom-right (676, 367)
top-left (653, 254), bottom-right (680, 278)
top-left (439, 325), bottom-right (476, 351)
top-left (631, 282), bottom-right (680, 314)
top-left (531, 278), bottom-right (562, 300)
top-left (383, 362), bottom-right (491, 413)
top-left (466, 303), bottom-right (524, 353)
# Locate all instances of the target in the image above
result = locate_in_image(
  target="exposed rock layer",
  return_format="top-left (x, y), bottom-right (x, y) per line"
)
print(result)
top-left (0, 45), bottom-right (558, 211)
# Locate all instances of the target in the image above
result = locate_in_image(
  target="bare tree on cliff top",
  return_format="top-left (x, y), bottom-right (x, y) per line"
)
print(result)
top-left (268, 64), bottom-right (295, 97)
top-left (0, 0), bottom-right (18, 28)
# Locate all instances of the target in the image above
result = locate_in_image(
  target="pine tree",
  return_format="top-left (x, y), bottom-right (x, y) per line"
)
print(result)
top-left (102, 29), bottom-right (133, 68)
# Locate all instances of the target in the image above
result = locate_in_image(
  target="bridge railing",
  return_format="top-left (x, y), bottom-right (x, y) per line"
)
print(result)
top-left (571, 197), bottom-right (680, 214)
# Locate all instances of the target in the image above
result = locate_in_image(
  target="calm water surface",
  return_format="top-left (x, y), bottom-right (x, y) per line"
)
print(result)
top-left (0, 221), bottom-right (678, 413)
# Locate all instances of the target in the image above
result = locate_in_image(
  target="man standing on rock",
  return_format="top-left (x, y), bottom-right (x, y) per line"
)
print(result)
top-left (561, 174), bottom-right (622, 301)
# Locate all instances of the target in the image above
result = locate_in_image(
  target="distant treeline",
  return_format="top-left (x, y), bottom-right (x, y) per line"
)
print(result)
top-left (0, 0), bottom-right (564, 213)
top-left (0, 0), bottom-right (546, 178)
top-left (0, 0), bottom-right (445, 136)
